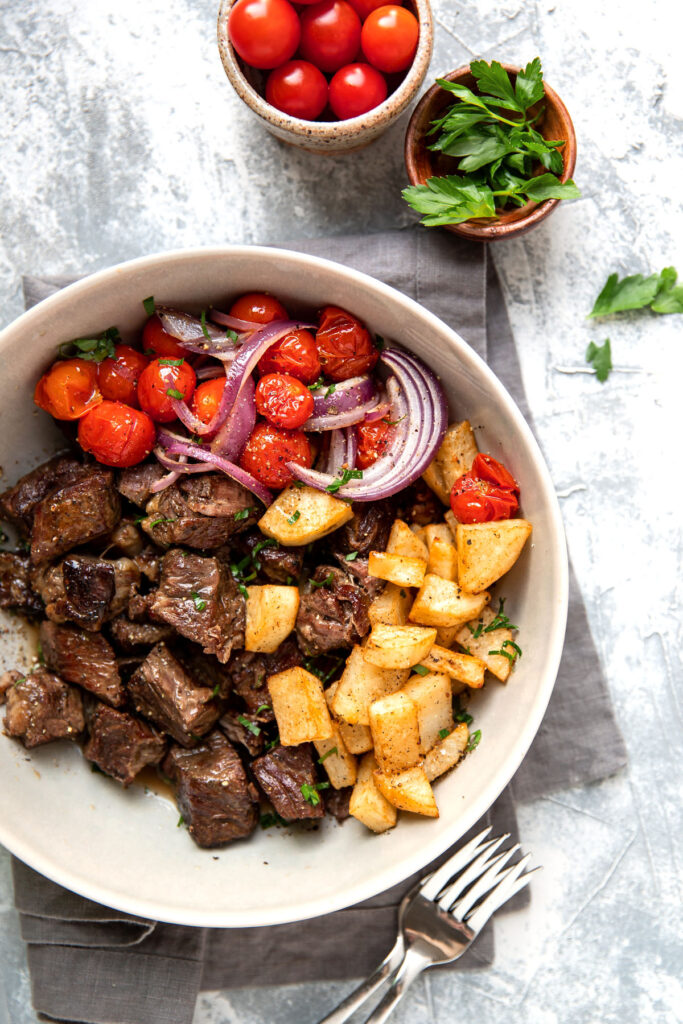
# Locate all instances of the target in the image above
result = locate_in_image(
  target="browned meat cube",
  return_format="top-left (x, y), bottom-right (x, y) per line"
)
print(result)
top-left (150, 549), bottom-right (245, 663)
top-left (219, 709), bottom-right (265, 757)
top-left (0, 455), bottom-right (86, 535)
top-left (116, 463), bottom-right (166, 506)
top-left (163, 731), bottom-right (258, 847)
top-left (332, 501), bottom-right (395, 558)
top-left (3, 668), bottom-right (84, 748)
top-left (30, 469), bottom-right (121, 564)
top-left (107, 615), bottom-right (174, 652)
top-left (226, 638), bottom-right (302, 718)
top-left (251, 744), bottom-right (324, 821)
top-left (177, 646), bottom-right (233, 699)
top-left (296, 566), bottom-right (371, 656)
top-left (233, 531), bottom-right (304, 584)
top-left (397, 480), bottom-right (442, 526)
top-left (84, 704), bottom-right (166, 786)
top-left (128, 642), bottom-right (219, 746)
top-left (178, 475), bottom-right (259, 522)
top-left (0, 552), bottom-right (43, 617)
top-left (31, 556), bottom-right (140, 631)
top-left (104, 521), bottom-right (144, 558)
top-left (325, 786), bottom-right (352, 822)
top-left (40, 621), bottom-right (124, 706)
top-left (140, 478), bottom-right (257, 551)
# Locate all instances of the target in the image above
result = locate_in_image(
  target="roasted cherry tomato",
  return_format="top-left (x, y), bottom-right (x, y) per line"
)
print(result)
top-left (315, 305), bottom-right (379, 381)
top-left (255, 373), bottom-right (315, 429)
top-left (449, 454), bottom-right (519, 524)
top-left (265, 60), bottom-right (329, 120)
top-left (78, 401), bottom-right (156, 468)
top-left (137, 357), bottom-right (196, 424)
top-left (229, 292), bottom-right (288, 324)
top-left (299, 0), bottom-right (362, 74)
top-left (142, 315), bottom-right (186, 358)
top-left (356, 418), bottom-right (390, 469)
top-left (239, 421), bottom-right (313, 489)
top-left (472, 453), bottom-right (519, 492)
top-left (97, 345), bottom-right (149, 407)
top-left (257, 328), bottom-right (321, 384)
top-left (34, 359), bottom-right (102, 421)
top-left (347, 0), bottom-right (387, 16)
top-left (190, 377), bottom-right (226, 432)
top-left (329, 62), bottom-right (388, 119)
top-left (360, 5), bottom-right (419, 73)
top-left (228, 0), bottom-right (301, 69)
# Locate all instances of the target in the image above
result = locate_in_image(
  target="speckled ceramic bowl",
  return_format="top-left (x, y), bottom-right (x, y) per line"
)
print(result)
top-left (217, 0), bottom-right (433, 153)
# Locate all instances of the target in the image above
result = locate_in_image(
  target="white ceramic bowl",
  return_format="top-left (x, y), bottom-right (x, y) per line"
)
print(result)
top-left (0, 246), bottom-right (568, 927)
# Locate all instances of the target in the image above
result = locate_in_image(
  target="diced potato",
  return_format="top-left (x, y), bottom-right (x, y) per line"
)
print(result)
top-left (435, 624), bottom-right (460, 648)
top-left (368, 582), bottom-right (413, 627)
top-left (331, 646), bottom-right (409, 725)
top-left (268, 667), bottom-right (334, 745)
top-left (373, 766), bottom-right (439, 817)
top-left (258, 485), bottom-right (354, 546)
top-left (422, 421), bottom-right (479, 505)
top-left (444, 510), bottom-right (458, 543)
top-left (363, 624), bottom-right (437, 670)
top-left (369, 691), bottom-right (422, 773)
top-left (386, 519), bottom-right (429, 561)
top-left (419, 645), bottom-right (487, 689)
top-left (424, 723), bottom-right (470, 781)
top-left (314, 722), bottom-right (357, 789)
top-left (409, 574), bottom-right (490, 628)
top-left (339, 720), bottom-right (374, 755)
top-left (456, 519), bottom-right (533, 593)
top-left (424, 524), bottom-right (458, 582)
top-left (411, 524), bottom-right (427, 544)
top-left (455, 605), bottom-right (517, 682)
top-left (401, 672), bottom-right (453, 753)
top-left (245, 585), bottom-right (300, 653)
top-left (349, 752), bottom-right (397, 833)
top-left (368, 550), bottom-right (427, 588)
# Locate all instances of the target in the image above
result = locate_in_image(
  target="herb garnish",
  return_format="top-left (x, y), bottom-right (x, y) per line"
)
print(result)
top-left (488, 639), bottom-right (522, 665)
top-left (309, 573), bottom-right (334, 590)
top-left (589, 266), bottom-right (683, 317)
top-left (237, 583), bottom-right (249, 599)
top-left (466, 730), bottom-right (482, 752)
top-left (177, 815), bottom-right (185, 827)
top-left (585, 339), bottom-right (613, 383)
top-left (191, 591), bottom-right (207, 612)
top-left (200, 309), bottom-right (212, 341)
top-left (287, 510), bottom-right (301, 525)
top-left (438, 728), bottom-right (450, 740)
top-left (211, 684), bottom-right (221, 698)
top-left (308, 377), bottom-right (325, 391)
top-left (58, 326), bottom-right (120, 363)
top-left (301, 781), bottom-right (330, 806)
top-left (325, 384), bottom-right (337, 397)
top-left (234, 507), bottom-right (253, 521)
top-left (483, 598), bottom-right (518, 633)
top-left (265, 735), bottom-right (279, 752)
top-left (148, 516), bottom-right (177, 528)
top-left (260, 810), bottom-right (287, 829)
top-left (158, 357), bottom-right (184, 367)
top-left (326, 468), bottom-right (363, 494)
top-left (238, 715), bottom-right (261, 736)
top-left (255, 704), bottom-right (270, 715)
top-left (143, 296), bottom-right (156, 316)
top-left (345, 551), bottom-right (359, 562)
top-left (166, 387), bottom-right (184, 400)
top-left (412, 664), bottom-right (430, 676)
top-left (225, 329), bottom-right (239, 344)
top-left (318, 747), bottom-right (338, 763)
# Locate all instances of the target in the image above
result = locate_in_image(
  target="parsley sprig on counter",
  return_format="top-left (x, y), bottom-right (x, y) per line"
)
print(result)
top-left (589, 266), bottom-right (683, 317)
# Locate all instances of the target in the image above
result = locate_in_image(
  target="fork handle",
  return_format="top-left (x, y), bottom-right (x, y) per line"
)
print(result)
top-left (316, 936), bottom-right (405, 1024)
top-left (361, 947), bottom-right (428, 1024)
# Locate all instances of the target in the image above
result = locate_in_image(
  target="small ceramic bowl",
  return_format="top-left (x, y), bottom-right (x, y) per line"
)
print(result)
top-left (217, 0), bottom-right (434, 154)
top-left (404, 64), bottom-right (577, 240)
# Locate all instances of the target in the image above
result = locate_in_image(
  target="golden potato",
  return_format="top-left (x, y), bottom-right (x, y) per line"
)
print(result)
top-left (435, 624), bottom-right (460, 648)
top-left (401, 672), bottom-right (454, 752)
top-left (422, 421), bottom-right (479, 505)
top-left (363, 624), bottom-right (437, 670)
top-left (368, 550), bottom-right (427, 588)
top-left (314, 722), bottom-right (357, 789)
top-left (349, 752), bottom-right (397, 833)
top-left (409, 574), bottom-right (490, 628)
top-left (331, 646), bottom-right (409, 725)
top-left (424, 723), bottom-right (470, 781)
top-left (268, 667), bottom-right (333, 745)
top-left (424, 524), bottom-right (458, 582)
top-left (244, 585), bottom-right (300, 653)
top-left (456, 519), bottom-right (532, 593)
top-left (455, 605), bottom-right (519, 682)
top-left (258, 485), bottom-right (353, 546)
top-left (419, 645), bottom-right (487, 689)
top-left (373, 766), bottom-right (439, 817)
top-left (368, 582), bottom-right (414, 628)
top-left (369, 691), bottom-right (422, 773)
top-left (386, 519), bottom-right (429, 561)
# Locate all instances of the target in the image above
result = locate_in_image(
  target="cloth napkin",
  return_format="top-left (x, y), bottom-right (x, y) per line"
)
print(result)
top-left (12, 228), bottom-right (627, 1024)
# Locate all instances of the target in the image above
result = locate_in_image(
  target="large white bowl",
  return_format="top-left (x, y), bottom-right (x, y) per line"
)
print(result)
top-left (0, 246), bottom-right (567, 927)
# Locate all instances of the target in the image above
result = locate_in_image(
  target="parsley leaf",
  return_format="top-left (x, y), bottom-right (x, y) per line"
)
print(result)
top-left (309, 573), bottom-right (334, 590)
top-left (455, 710), bottom-right (473, 725)
top-left (300, 781), bottom-right (330, 806)
top-left (191, 591), bottom-right (207, 612)
top-left (466, 730), bottom-right (482, 752)
top-left (158, 357), bottom-right (184, 366)
top-left (58, 326), bottom-right (120, 363)
top-left (470, 59), bottom-right (523, 112)
top-left (318, 747), bottom-right (338, 763)
top-left (519, 174), bottom-right (581, 202)
top-left (166, 387), bottom-right (184, 400)
top-left (345, 551), bottom-right (359, 561)
top-left (652, 267), bottom-right (683, 313)
top-left (142, 296), bottom-right (155, 316)
top-left (326, 468), bottom-right (364, 494)
top-left (255, 703), bottom-right (270, 715)
top-left (402, 175), bottom-right (496, 227)
top-left (238, 714), bottom-right (261, 736)
top-left (438, 728), bottom-right (450, 740)
top-left (514, 57), bottom-right (545, 110)
top-left (287, 510), bottom-right (301, 525)
top-left (260, 810), bottom-right (287, 829)
top-left (211, 684), bottom-right (221, 698)
top-left (585, 339), bottom-right (613, 383)
top-left (411, 664), bottom-right (430, 676)
top-left (234, 507), bottom-right (252, 521)
top-left (589, 271), bottom-right (660, 317)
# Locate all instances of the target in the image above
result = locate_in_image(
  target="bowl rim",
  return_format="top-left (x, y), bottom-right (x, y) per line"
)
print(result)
top-left (0, 245), bottom-right (568, 927)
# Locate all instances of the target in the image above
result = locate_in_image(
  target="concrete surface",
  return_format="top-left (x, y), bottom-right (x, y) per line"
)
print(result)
top-left (1, 0), bottom-right (682, 1021)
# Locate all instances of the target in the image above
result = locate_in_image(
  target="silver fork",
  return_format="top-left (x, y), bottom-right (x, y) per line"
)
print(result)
top-left (317, 827), bottom-right (539, 1024)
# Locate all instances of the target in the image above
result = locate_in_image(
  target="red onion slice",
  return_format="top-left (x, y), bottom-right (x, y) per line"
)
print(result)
top-left (157, 307), bottom-right (225, 342)
top-left (364, 398), bottom-right (392, 423)
top-left (196, 364), bottom-right (226, 381)
top-left (210, 374), bottom-right (256, 460)
top-left (156, 430), bottom-right (272, 506)
top-left (219, 319), bottom-right (314, 412)
top-left (210, 309), bottom-right (263, 333)
top-left (305, 397), bottom-right (380, 431)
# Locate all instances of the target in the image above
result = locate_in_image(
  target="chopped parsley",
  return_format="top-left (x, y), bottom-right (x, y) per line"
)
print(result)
top-left (166, 387), bottom-right (185, 400)
top-left (345, 551), bottom-right (359, 562)
top-left (58, 326), bottom-right (120, 363)
top-left (255, 704), bottom-right (270, 715)
top-left (325, 383), bottom-right (337, 397)
top-left (301, 781), bottom-right (330, 806)
top-left (309, 573), bottom-right (334, 590)
top-left (466, 730), bottom-right (482, 752)
top-left (317, 747), bottom-right (338, 763)
top-left (200, 309), bottom-right (212, 341)
top-left (158, 357), bottom-right (184, 366)
top-left (488, 639), bottom-right (522, 664)
top-left (238, 715), bottom-right (261, 736)
top-left (265, 735), bottom-right (279, 752)
top-left (148, 516), bottom-right (177, 528)
top-left (142, 296), bottom-right (156, 316)
top-left (287, 510), bottom-right (301, 525)
top-left (234, 507), bottom-right (253, 521)
top-left (191, 592), bottom-right (207, 612)
top-left (455, 710), bottom-right (473, 725)
top-left (211, 684), bottom-right (221, 698)
top-left (177, 815), bottom-right (185, 827)
top-left (260, 811), bottom-right (287, 829)
top-left (412, 664), bottom-right (430, 676)
top-left (237, 582), bottom-right (249, 599)
top-left (483, 598), bottom-right (518, 633)
top-left (438, 728), bottom-right (450, 740)
top-left (326, 468), bottom-right (363, 494)
top-left (308, 377), bottom-right (325, 391)
top-left (225, 328), bottom-right (239, 344)
top-left (585, 339), bottom-right (613, 383)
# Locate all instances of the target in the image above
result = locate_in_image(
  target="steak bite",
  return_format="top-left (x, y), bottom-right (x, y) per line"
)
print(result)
top-left (251, 743), bottom-right (324, 821)
top-left (30, 468), bottom-right (121, 564)
top-left (219, 709), bottom-right (265, 757)
top-left (227, 638), bottom-right (302, 718)
top-left (398, 480), bottom-right (443, 527)
top-left (3, 668), bottom-right (84, 748)
top-left (107, 615), bottom-right (175, 652)
top-left (141, 480), bottom-right (255, 551)
top-left (32, 555), bottom-right (140, 631)
top-left (0, 454), bottom-right (86, 535)
top-left (296, 565), bottom-right (371, 655)
top-left (116, 463), bottom-right (166, 507)
top-left (40, 621), bottom-right (124, 707)
top-left (84, 704), bottom-right (166, 786)
top-left (234, 531), bottom-right (304, 584)
top-left (0, 552), bottom-right (44, 617)
top-left (178, 474), bottom-right (259, 523)
top-left (329, 502), bottom-right (394, 597)
top-left (163, 731), bottom-right (258, 846)
top-left (150, 549), bottom-right (245, 663)
top-left (128, 642), bottom-right (219, 746)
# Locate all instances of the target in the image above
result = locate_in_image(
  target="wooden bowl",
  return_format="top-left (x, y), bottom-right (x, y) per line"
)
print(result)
top-left (404, 64), bottom-right (577, 240)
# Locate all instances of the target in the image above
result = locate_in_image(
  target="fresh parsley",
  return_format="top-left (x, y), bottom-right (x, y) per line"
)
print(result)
top-left (225, 328), bottom-right (239, 344)
top-left (308, 377), bottom-right (325, 391)
top-left (234, 507), bottom-right (253, 521)
top-left (200, 309), bottom-right (212, 341)
top-left (309, 573), bottom-right (335, 590)
top-left (191, 591), bottom-right (207, 612)
top-left (166, 387), bottom-right (185, 400)
top-left (211, 684), bottom-right (221, 698)
top-left (412, 664), bottom-right (430, 676)
top-left (438, 728), bottom-right (450, 740)
top-left (317, 747), bottom-right (338, 763)
top-left (455, 710), bottom-right (473, 725)
top-left (466, 730), bottom-right (482, 752)
top-left (237, 582), bottom-right (249, 599)
top-left (177, 814), bottom-right (185, 827)
top-left (484, 598), bottom-right (518, 633)
top-left (158, 357), bottom-right (184, 366)
top-left (260, 810), bottom-right (287, 829)
top-left (589, 266), bottom-right (683, 317)
top-left (142, 296), bottom-right (156, 316)
top-left (238, 714), bottom-right (261, 736)
top-left (148, 516), bottom-right (177, 528)
top-left (488, 640), bottom-right (522, 665)
top-left (325, 384), bottom-right (337, 397)
top-left (287, 510), bottom-right (301, 525)
top-left (326, 468), bottom-right (363, 494)
top-left (255, 703), bottom-right (270, 715)
top-left (345, 551), bottom-right (359, 562)
top-left (300, 781), bottom-right (330, 806)
top-left (57, 326), bottom-right (120, 363)
top-left (585, 339), bottom-right (613, 383)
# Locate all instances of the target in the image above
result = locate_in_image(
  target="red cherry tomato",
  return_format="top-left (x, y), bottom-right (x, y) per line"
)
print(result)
top-left (257, 329), bottom-right (321, 384)
top-left (255, 373), bottom-right (315, 429)
top-left (449, 454), bottom-right (520, 524)
top-left (361, 5), bottom-right (419, 72)
top-left (356, 419), bottom-right (390, 469)
top-left (190, 377), bottom-right (226, 433)
top-left (142, 315), bottom-right (186, 358)
top-left (228, 0), bottom-right (301, 69)
top-left (265, 60), bottom-right (329, 120)
top-left (137, 358), bottom-right (197, 424)
top-left (299, 0), bottom-right (362, 74)
top-left (78, 401), bottom-right (156, 468)
top-left (34, 359), bottom-right (102, 421)
top-left (347, 0), bottom-right (387, 16)
top-left (239, 422), bottom-right (313, 489)
top-left (471, 453), bottom-right (519, 492)
top-left (315, 306), bottom-right (379, 381)
top-left (97, 345), bottom-right (149, 407)
top-left (329, 62), bottom-right (387, 119)
top-left (229, 292), bottom-right (288, 324)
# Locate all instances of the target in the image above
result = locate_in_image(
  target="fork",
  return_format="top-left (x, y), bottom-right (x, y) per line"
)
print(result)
top-left (317, 827), bottom-right (539, 1024)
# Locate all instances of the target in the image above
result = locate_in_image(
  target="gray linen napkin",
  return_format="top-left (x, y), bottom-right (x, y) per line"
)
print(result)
top-left (13, 228), bottom-right (627, 1024)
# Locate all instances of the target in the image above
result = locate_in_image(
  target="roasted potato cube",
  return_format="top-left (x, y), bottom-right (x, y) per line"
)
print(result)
top-left (349, 752), bottom-right (397, 833)
top-left (314, 722), bottom-right (357, 789)
top-left (419, 645), bottom-right (487, 689)
top-left (456, 519), bottom-right (532, 593)
top-left (409, 574), bottom-right (490, 628)
top-left (435, 624), bottom-right (460, 648)
top-left (373, 766), bottom-right (439, 817)
top-left (368, 582), bottom-right (413, 627)
top-left (424, 723), bottom-right (469, 781)
top-left (422, 421), bottom-right (479, 505)
top-left (369, 691), bottom-right (422, 772)
top-left (363, 624), bottom-right (437, 670)
top-left (444, 510), bottom-right (458, 542)
top-left (455, 606), bottom-right (517, 682)
top-left (325, 679), bottom-right (374, 752)
top-left (386, 519), bottom-right (429, 561)
top-left (368, 550), bottom-right (427, 588)
top-left (424, 524), bottom-right (458, 582)
top-left (268, 667), bottom-right (334, 744)
top-left (411, 524), bottom-right (427, 544)
top-left (258, 485), bottom-right (354, 546)
top-left (245, 585), bottom-right (300, 653)
top-left (401, 672), bottom-right (453, 752)
top-left (331, 646), bottom-right (409, 725)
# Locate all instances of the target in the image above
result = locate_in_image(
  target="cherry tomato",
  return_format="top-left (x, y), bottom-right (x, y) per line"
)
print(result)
top-left (360, 5), bottom-right (419, 73)
top-left (449, 454), bottom-right (519, 524)
top-left (255, 373), bottom-right (314, 429)
top-left (34, 359), bottom-right (102, 421)
top-left (471, 453), bottom-right (519, 492)
top-left (190, 378), bottom-right (226, 432)
top-left (265, 60), bottom-right (329, 120)
top-left (228, 0), bottom-right (301, 69)
top-left (347, 0), bottom-right (387, 16)
top-left (257, 329), bottom-right (321, 384)
top-left (78, 401), bottom-right (156, 468)
top-left (356, 419), bottom-right (390, 469)
top-left (142, 315), bottom-right (186, 359)
top-left (229, 292), bottom-right (288, 324)
top-left (239, 422), bottom-right (313, 489)
top-left (329, 62), bottom-right (387, 119)
top-left (315, 306), bottom-right (379, 381)
top-left (137, 357), bottom-right (197, 424)
top-left (97, 345), bottom-right (149, 407)
top-left (299, 0), bottom-right (362, 74)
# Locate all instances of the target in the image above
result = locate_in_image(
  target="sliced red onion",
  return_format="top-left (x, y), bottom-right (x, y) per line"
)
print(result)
top-left (149, 453), bottom-right (187, 494)
top-left (210, 374), bottom-right (255, 460)
top-left (157, 307), bottom-right (226, 342)
top-left (210, 309), bottom-right (263, 333)
top-left (308, 376), bottom-right (376, 421)
top-left (344, 425), bottom-right (358, 470)
top-left (153, 448), bottom-right (215, 475)
top-left (324, 429), bottom-right (347, 477)
top-left (196, 364), bottom-right (226, 381)
top-left (364, 398), bottom-right (392, 423)
top-left (219, 319), bottom-right (314, 412)
top-left (156, 430), bottom-right (272, 506)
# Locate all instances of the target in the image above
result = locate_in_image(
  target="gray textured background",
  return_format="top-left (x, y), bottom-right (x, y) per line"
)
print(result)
top-left (1, 0), bottom-right (682, 1022)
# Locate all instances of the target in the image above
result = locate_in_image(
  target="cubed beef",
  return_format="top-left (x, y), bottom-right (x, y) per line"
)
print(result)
top-left (134, 546), bottom-right (161, 583)
top-left (177, 646), bottom-right (233, 699)
top-left (103, 521), bottom-right (144, 558)
top-left (296, 566), bottom-right (371, 655)
top-left (30, 468), bottom-right (121, 564)
top-left (128, 642), bottom-right (219, 746)
top-left (107, 615), bottom-right (175, 652)
top-left (0, 552), bottom-right (43, 617)
top-left (40, 621), bottom-right (124, 706)
top-left (251, 743), bottom-right (324, 821)
top-left (0, 455), bottom-right (86, 535)
top-left (325, 786), bottom-right (352, 822)
top-left (32, 555), bottom-right (140, 630)
top-left (178, 475), bottom-right (259, 524)
top-left (398, 480), bottom-right (443, 526)
top-left (233, 532), bottom-right (304, 584)
top-left (227, 638), bottom-right (302, 718)
top-left (219, 709), bottom-right (265, 757)
top-left (3, 667), bottom-right (84, 748)
top-left (163, 731), bottom-right (258, 847)
top-left (150, 549), bottom-right (245, 663)
top-left (116, 463), bottom-right (166, 507)
top-left (141, 480), bottom-right (254, 551)
top-left (332, 501), bottom-right (395, 558)
top-left (84, 704), bottom-right (166, 786)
